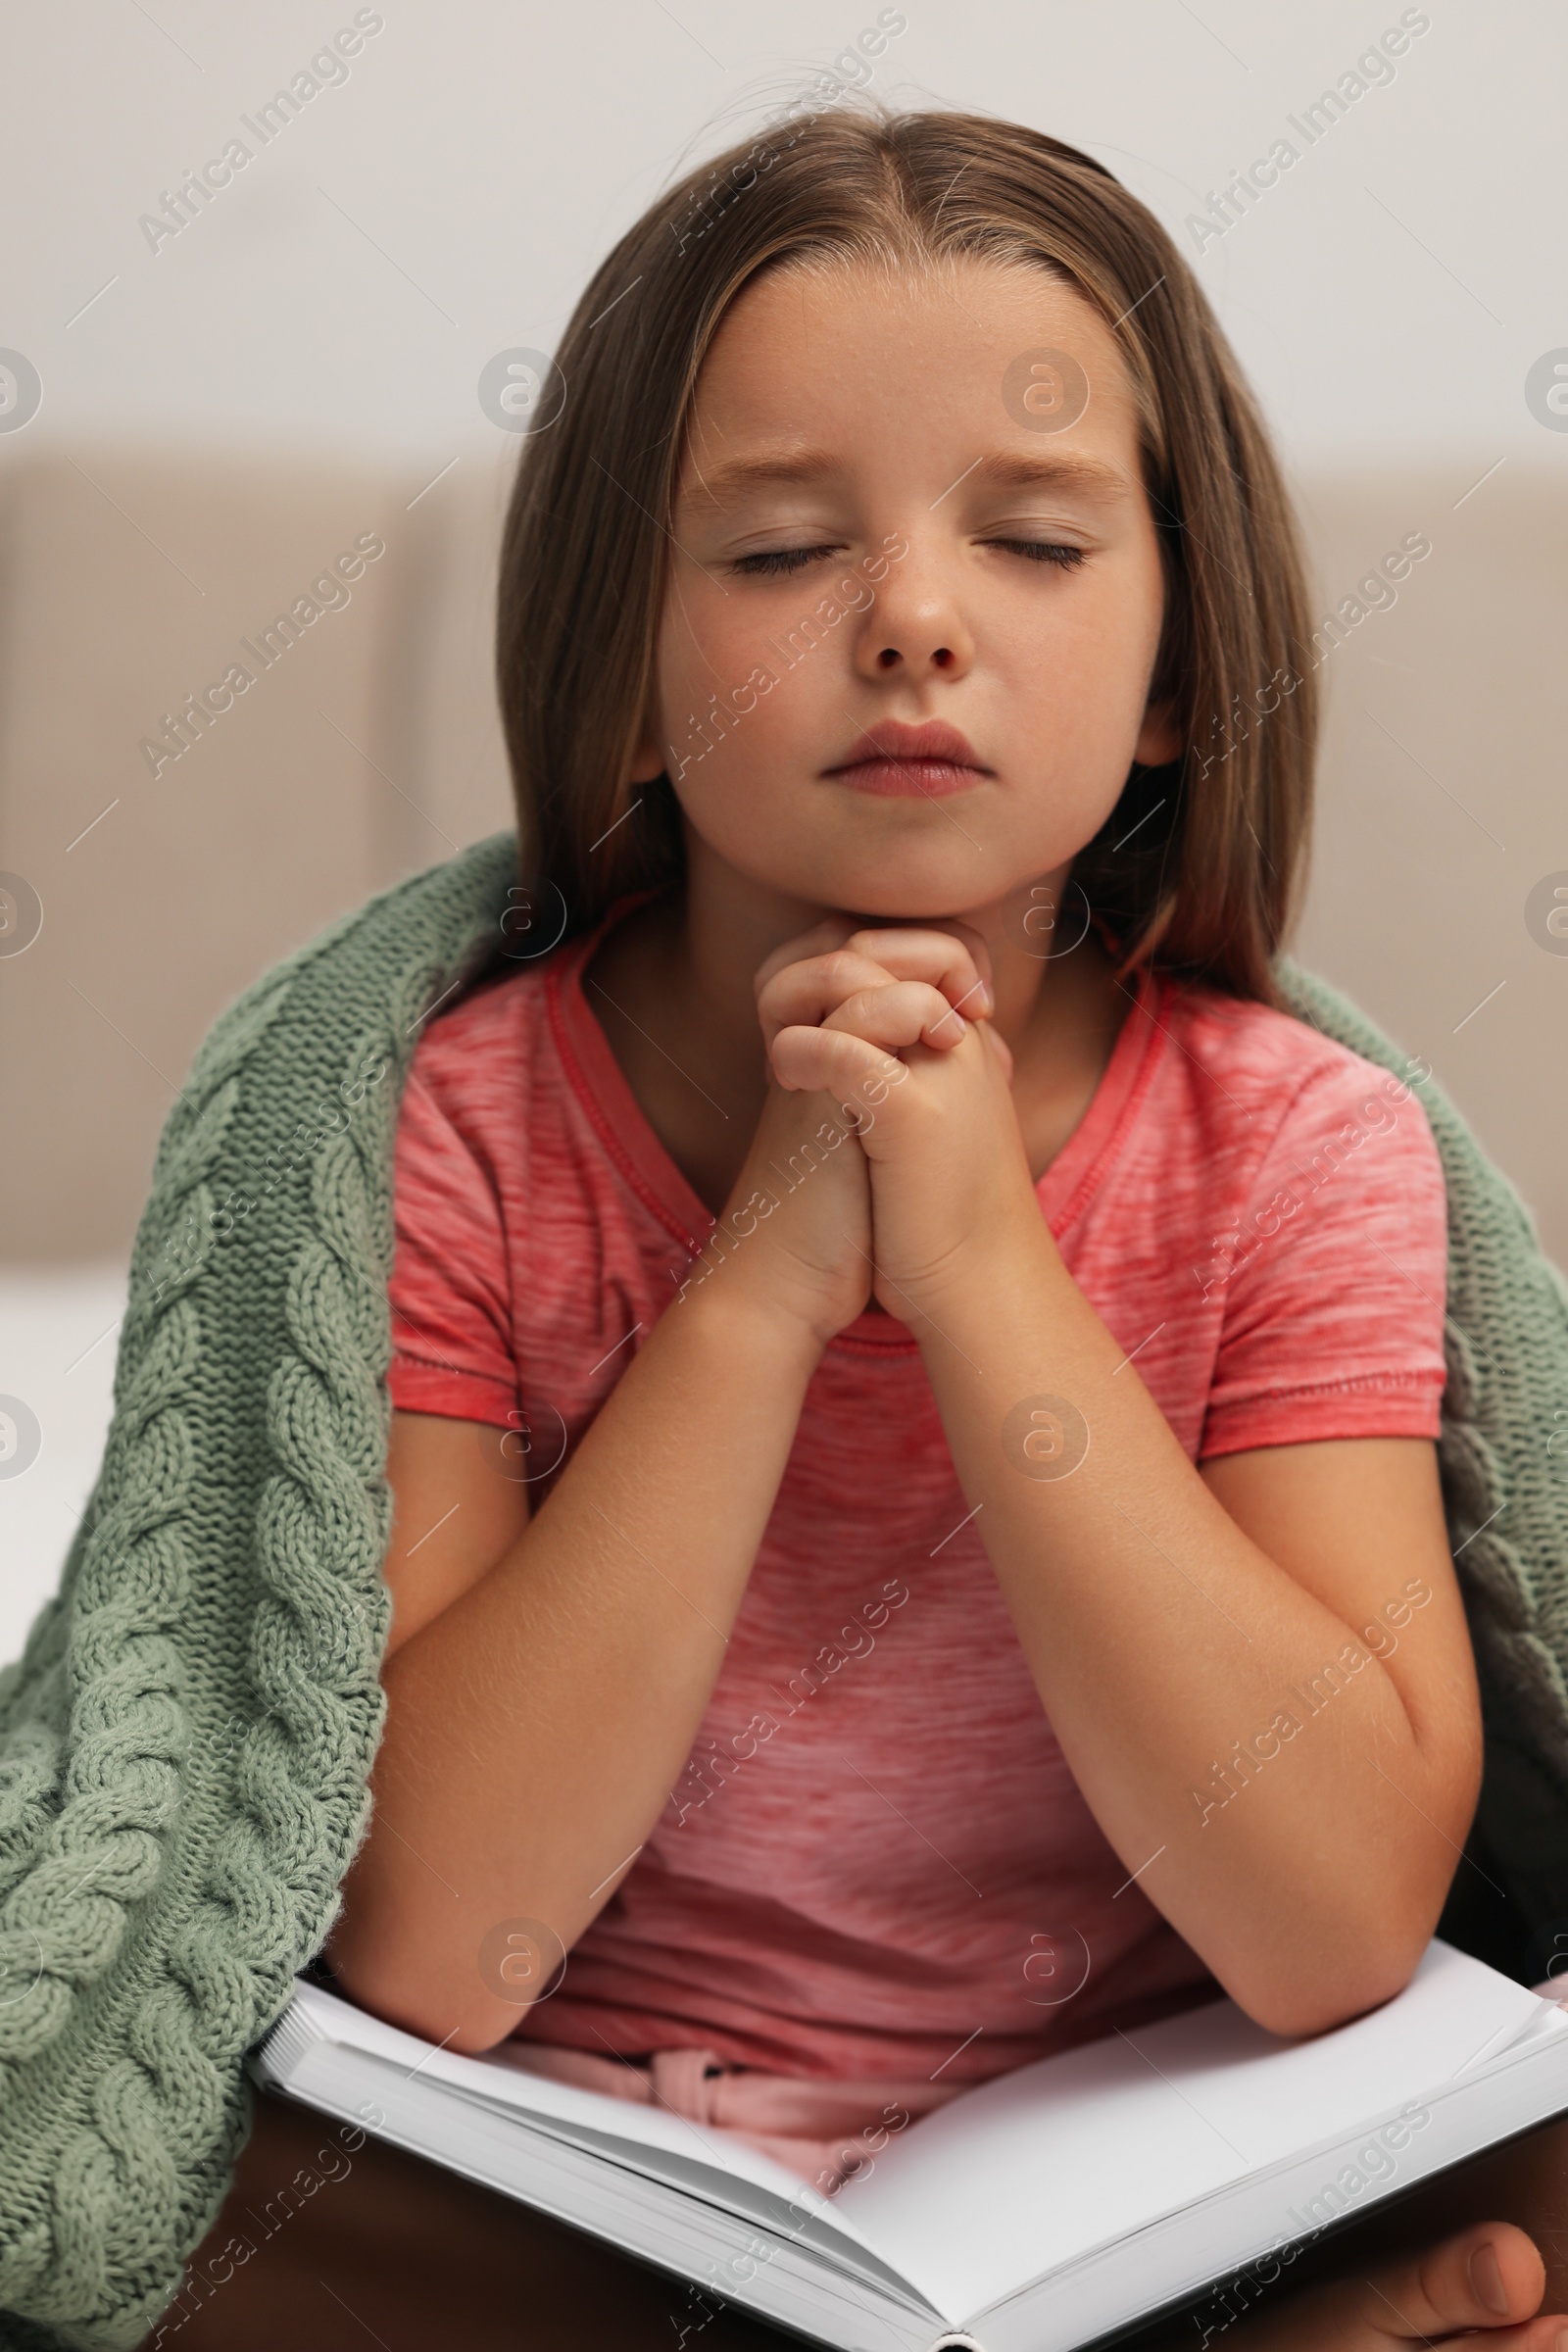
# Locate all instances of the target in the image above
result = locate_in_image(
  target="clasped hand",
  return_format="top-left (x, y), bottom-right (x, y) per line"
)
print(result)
top-left (754, 916), bottom-right (1043, 1327)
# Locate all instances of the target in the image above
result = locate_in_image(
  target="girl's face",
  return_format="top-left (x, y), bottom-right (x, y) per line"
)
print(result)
top-left (632, 253), bottom-right (1181, 925)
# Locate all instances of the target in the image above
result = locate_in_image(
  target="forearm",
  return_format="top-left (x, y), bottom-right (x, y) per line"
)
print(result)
top-left (330, 1286), bottom-right (822, 2049)
top-left (913, 1215), bottom-right (1458, 2035)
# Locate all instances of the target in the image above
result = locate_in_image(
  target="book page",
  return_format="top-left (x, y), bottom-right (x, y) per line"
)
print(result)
top-left (285, 1984), bottom-right (822, 2198)
top-left (830, 1941), bottom-right (1550, 2319)
top-left (277, 1984), bottom-right (906, 2278)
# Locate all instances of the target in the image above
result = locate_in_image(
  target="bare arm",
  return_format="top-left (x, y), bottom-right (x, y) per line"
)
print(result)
top-left (758, 920), bottom-right (1481, 2039)
top-left (327, 1045), bottom-right (885, 2052)
top-left (328, 1286), bottom-right (824, 2051)
top-left (910, 1223), bottom-right (1481, 2039)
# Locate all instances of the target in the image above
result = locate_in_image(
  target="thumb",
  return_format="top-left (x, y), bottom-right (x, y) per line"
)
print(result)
top-left (1341, 2222), bottom-right (1546, 2341)
top-left (982, 1018), bottom-right (1014, 1087)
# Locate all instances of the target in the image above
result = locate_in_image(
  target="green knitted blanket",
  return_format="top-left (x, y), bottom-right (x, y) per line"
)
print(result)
top-left (3, 830), bottom-right (1567, 2348)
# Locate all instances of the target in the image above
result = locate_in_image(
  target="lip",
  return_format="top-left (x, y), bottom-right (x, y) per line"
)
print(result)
top-left (824, 718), bottom-right (991, 799)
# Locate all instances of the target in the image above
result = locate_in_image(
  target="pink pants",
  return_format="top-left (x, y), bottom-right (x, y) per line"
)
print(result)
top-left (499, 2038), bottom-right (966, 2192)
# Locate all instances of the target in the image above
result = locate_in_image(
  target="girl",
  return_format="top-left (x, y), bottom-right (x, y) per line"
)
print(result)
top-left (320, 99), bottom-right (1568, 2351)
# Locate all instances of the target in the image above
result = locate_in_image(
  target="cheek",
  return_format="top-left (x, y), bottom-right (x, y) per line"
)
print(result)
top-left (1006, 519), bottom-right (1164, 680)
top-left (997, 567), bottom-right (1157, 758)
top-left (657, 589), bottom-right (837, 775)
top-left (1077, 541), bottom-right (1167, 705)
top-left (668, 683), bottom-right (811, 859)
top-left (656, 592), bottom-right (757, 727)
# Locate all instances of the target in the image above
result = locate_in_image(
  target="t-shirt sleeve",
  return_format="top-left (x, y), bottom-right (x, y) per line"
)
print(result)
top-left (1199, 1054), bottom-right (1448, 1460)
top-left (386, 1057), bottom-right (519, 1429)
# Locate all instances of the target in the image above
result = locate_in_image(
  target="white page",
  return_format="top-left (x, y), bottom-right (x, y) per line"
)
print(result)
top-left (833, 1942), bottom-right (1546, 2320)
top-left (282, 1985), bottom-right (823, 2198)
top-left (276, 1985), bottom-right (908, 2269)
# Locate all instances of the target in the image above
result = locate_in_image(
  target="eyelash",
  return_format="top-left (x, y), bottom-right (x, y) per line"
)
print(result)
top-left (993, 539), bottom-right (1087, 570)
top-left (727, 541), bottom-right (1088, 578)
top-left (727, 546), bottom-right (834, 577)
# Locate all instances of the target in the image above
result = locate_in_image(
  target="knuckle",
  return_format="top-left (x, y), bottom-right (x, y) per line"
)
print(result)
top-left (759, 970), bottom-right (807, 1020)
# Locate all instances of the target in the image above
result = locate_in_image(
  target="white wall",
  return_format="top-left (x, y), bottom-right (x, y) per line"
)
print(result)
top-left (2, 0), bottom-right (1562, 467)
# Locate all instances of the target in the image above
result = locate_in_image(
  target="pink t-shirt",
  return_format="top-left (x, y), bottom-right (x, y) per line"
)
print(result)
top-left (385, 892), bottom-right (1447, 2087)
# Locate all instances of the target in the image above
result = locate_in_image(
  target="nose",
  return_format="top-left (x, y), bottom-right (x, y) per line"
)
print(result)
top-left (854, 542), bottom-right (975, 681)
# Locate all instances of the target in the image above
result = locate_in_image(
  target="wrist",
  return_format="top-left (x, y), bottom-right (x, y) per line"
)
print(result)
top-left (671, 1261), bottom-right (831, 1380)
top-left (906, 1210), bottom-right (1057, 1340)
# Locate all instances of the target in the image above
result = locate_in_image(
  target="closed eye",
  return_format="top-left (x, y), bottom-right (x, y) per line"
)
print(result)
top-left (725, 539), bottom-right (1088, 578)
top-left (987, 540), bottom-right (1087, 569)
top-left (727, 545), bottom-right (841, 577)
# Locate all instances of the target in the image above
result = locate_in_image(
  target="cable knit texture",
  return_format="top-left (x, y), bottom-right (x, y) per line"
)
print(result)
top-left (0, 829), bottom-right (1564, 2346)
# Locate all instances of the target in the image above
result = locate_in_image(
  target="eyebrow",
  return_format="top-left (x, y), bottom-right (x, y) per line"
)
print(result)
top-left (680, 445), bottom-right (1132, 511)
top-left (938, 451), bottom-right (1132, 504)
top-left (682, 448), bottom-right (846, 510)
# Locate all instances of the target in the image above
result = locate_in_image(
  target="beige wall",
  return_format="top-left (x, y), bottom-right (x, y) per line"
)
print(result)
top-left (1, 449), bottom-right (1564, 1266)
top-left (1286, 466), bottom-right (1568, 1263)
top-left (0, 444), bottom-right (515, 1260)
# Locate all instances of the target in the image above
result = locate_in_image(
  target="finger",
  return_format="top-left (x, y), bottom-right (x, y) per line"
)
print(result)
top-left (981, 1016), bottom-right (1014, 1088)
top-left (822, 980), bottom-right (971, 1054)
top-left (759, 956), bottom-right (970, 1056)
top-left (756, 924), bottom-right (994, 1034)
top-left (757, 949), bottom-right (903, 1054)
top-left (1346, 2221), bottom-right (1546, 2341)
top-left (753, 917), bottom-right (861, 1001)
top-left (769, 1023), bottom-right (906, 1106)
top-left (1453, 2317), bottom-right (1568, 2352)
top-left (820, 980), bottom-right (969, 1056)
top-left (843, 921), bottom-right (994, 1018)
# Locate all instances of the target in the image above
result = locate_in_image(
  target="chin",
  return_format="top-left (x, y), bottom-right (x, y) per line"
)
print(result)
top-left (771, 855), bottom-right (1002, 926)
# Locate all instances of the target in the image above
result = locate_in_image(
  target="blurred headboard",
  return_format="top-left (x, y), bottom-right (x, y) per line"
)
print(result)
top-left (1, 448), bottom-right (1564, 1268)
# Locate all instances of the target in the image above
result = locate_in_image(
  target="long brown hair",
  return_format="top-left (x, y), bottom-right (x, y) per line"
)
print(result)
top-left (495, 97), bottom-right (1318, 1004)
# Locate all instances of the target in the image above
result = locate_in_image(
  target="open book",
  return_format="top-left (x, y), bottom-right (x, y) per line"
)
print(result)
top-left (251, 1940), bottom-right (1568, 2352)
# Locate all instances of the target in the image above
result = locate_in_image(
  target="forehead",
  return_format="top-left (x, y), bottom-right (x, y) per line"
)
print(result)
top-left (674, 253), bottom-right (1143, 499)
